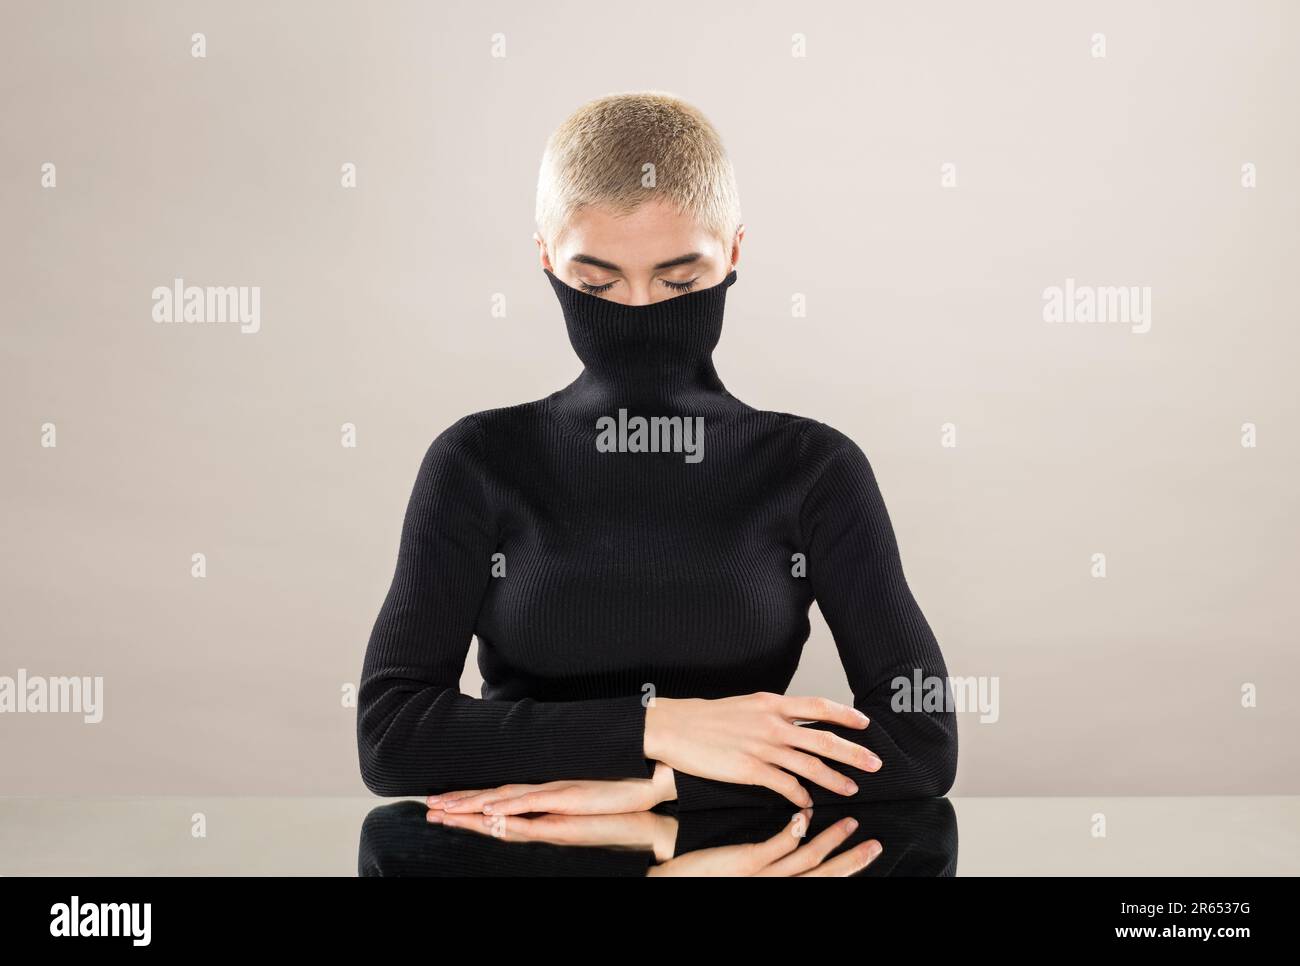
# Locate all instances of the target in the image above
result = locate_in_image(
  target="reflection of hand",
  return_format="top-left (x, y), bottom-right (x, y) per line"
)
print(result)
top-left (432, 763), bottom-right (675, 817)
top-left (648, 810), bottom-right (881, 877)
top-left (430, 807), bottom-right (679, 862)
top-left (645, 694), bottom-right (880, 808)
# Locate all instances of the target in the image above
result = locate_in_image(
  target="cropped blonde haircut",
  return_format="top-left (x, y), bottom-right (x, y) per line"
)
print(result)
top-left (535, 91), bottom-right (742, 254)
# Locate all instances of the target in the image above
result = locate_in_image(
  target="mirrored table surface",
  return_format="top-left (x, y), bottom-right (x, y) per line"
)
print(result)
top-left (1, 796), bottom-right (1296, 876)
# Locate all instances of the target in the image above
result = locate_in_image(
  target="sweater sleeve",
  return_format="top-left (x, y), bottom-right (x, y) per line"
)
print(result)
top-left (357, 415), bottom-right (654, 797)
top-left (672, 429), bottom-right (958, 810)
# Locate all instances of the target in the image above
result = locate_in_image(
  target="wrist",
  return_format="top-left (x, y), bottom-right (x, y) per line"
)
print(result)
top-left (650, 760), bottom-right (677, 805)
top-left (642, 696), bottom-right (673, 760)
top-left (649, 813), bottom-right (679, 863)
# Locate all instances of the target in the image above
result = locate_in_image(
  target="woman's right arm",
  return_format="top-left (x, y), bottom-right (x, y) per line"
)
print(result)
top-left (357, 416), bottom-right (654, 797)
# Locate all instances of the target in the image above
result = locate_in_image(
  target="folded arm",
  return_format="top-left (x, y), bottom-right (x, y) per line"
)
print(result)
top-left (671, 428), bottom-right (958, 810)
top-left (357, 416), bottom-right (653, 797)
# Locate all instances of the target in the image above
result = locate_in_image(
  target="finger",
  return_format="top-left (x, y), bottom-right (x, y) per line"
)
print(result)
top-left (479, 812), bottom-right (538, 841)
top-left (797, 839), bottom-right (883, 877)
top-left (430, 809), bottom-right (522, 841)
top-left (757, 817), bottom-right (858, 876)
top-left (479, 812), bottom-right (598, 844)
top-left (744, 810), bottom-right (813, 871)
top-left (481, 813), bottom-right (524, 840)
top-left (427, 808), bottom-right (483, 830)
top-left (750, 762), bottom-right (814, 808)
top-left (479, 812), bottom-right (641, 848)
top-left (769, 746), bottom-right (859, 797)
top-left (483, 789), bottom-right (571, 816)
top-left (440, 787), bottom-right (522, 813)
top-left (781, 723), bottom-right (882, 774)
top-left (776, 695), bottom-right (869, 730)
top-left (426, 789), bottom-right (490, 809)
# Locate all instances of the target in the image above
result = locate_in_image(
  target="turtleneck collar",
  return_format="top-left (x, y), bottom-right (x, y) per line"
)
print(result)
top-left (544, 267), bottom-right (749, 427)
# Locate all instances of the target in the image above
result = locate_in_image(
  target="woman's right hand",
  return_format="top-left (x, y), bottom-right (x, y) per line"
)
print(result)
top-left (644, 692), bottom-right (882, 808)
top-left (648, 810), bottom-right (882, 877)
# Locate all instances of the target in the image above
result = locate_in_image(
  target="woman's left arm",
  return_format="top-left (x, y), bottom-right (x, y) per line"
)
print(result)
top-left (670, 429), bottom-right (959, 811)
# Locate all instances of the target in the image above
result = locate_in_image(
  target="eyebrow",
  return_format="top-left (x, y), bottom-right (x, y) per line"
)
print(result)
top-left (571, 252), bottom-right (704, 272)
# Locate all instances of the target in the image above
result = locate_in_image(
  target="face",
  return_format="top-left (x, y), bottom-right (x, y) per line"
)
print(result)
top-left (536, 196), bottom-right (743, 305)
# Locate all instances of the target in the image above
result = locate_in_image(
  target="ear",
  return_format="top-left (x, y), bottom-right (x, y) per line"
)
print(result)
top-left (534, 231), bottom-right (553, 271)
top-left (729, 224), bottom-right (745, 270)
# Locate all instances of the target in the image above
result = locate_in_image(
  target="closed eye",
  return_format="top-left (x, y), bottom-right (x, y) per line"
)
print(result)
top-left (577, 277), bottom-right (700, 296)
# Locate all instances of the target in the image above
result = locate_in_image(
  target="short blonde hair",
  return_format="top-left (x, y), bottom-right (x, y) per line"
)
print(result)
top-left (535, 91), bottom-right (742, 253)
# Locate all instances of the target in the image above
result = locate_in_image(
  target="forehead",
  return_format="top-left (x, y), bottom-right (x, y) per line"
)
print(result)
top-left (554, 199), bottom-right (720, 267)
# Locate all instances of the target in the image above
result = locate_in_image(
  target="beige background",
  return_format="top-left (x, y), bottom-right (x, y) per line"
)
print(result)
top-left (1, 0), bottom-right (1296, 795)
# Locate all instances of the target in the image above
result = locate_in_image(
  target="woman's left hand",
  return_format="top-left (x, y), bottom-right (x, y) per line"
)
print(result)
top-left (431, 808), bottom-right (678, 860)
top-left (430, 763), bottom-right (674, 817)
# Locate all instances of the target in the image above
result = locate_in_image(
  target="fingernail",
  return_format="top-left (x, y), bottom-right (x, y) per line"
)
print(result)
top-left (426, 795), bottom-right (441, 805)
top-left (844, 782), bottom-right (859, 795)
top-left (845, 818), bottom-right (859, 832)
top-left (866, 755), bottom-right (882, 771)
top-left (425, 811), bottom-right (442, 824)
top-left (865, 840), bottom-right (882, 860)
top-left (483, 803), bottom-right (494, 814)
top-left (856, 711), bottom-right (870, 725)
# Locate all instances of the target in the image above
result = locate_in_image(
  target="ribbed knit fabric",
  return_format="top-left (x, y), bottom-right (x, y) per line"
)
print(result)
top-left (357, 268), bottom-right (957, 809)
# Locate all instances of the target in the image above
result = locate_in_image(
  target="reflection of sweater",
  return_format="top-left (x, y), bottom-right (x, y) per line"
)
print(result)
top-left (357, 268), bottom-right (957, 809)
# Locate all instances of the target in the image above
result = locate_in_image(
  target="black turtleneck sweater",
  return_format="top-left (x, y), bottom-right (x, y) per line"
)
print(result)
top-left (357, 268), bottom-right (957, 809)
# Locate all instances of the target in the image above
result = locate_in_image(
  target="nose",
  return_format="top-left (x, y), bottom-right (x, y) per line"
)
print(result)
top-left (624, 279), bottom-right (654, 306)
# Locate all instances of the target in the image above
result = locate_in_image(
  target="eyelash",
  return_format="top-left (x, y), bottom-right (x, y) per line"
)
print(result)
top-left (579, 278), bottom-right (699, 295)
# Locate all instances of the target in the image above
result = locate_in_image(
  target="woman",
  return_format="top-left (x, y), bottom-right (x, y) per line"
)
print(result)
top-left (357, 92), bottom-right (957, 826)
